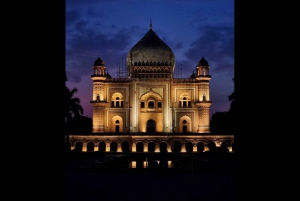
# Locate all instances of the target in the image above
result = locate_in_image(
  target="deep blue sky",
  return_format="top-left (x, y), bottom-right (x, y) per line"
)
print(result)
top-left (66, 0), bottom-right (234, 119)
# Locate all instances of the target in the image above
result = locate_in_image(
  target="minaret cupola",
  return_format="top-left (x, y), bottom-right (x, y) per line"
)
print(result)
top-left (196, 57), bottom-right (210, 77)
top-left (92, 56), bottom-right (107, 80)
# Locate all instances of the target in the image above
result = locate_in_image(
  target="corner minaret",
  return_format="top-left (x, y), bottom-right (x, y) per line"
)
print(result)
top-left (90, 56), bottom-right (108, 133)
top-left (92, 56), bottom-right (107, 78)
top-left (195, 57), bottom-right (212, 133)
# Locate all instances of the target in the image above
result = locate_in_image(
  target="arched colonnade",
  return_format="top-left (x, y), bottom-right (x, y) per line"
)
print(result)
top-left (68, 135), bottom-right (235, 153)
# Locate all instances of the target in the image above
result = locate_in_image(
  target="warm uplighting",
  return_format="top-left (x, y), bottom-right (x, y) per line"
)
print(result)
top-left (69, 134), bottom-right (234, 153)
top-left (131, 161), bottom-right (136, 168)
top-left (127, 160), bottom-right (173, 169)
top-left (143, 159), bottom-right (148, 168)
top-left (168, 161), bottom-right (173, 168)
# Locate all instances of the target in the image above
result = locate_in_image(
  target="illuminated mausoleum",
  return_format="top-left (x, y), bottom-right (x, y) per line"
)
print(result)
top-left (69, 22), bottom-right (234, 153)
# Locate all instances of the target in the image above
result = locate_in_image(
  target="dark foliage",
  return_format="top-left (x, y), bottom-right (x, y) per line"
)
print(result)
top-left (67, 115), bottom-right (92, 134)
top-left (210, 78), bottom-right (235, 134)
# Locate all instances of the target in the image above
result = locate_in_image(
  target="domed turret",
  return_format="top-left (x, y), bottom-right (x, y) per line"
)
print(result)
top-left (94, 56), bottom-right (105, 66)
top-left (190, 71), bottom-right (196, 78)
top-left (106, 72), bottom-right (112, 79)
top-left (197, 57), bottom-right (209, 66)
top-left (92, 56), bottom-right (106, 79)
top-left (126, 21), bottom-right (175, 69)
top-left (196, 57), bottom-right (210, 77)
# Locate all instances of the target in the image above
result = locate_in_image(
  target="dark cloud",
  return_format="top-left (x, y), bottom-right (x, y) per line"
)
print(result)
top-left (74, 20), bottom-right (90, 32)
top-left (173, 59), bottom-right (195, 78)
top-left (66, 9), bottom-right (81, 27)
top-left (85, 7), bottom-right (105, 18)
top-left (173, 42), bottom-right (184, 50)
top-left (184, 25), bottom-right (234, 74)
top-left (66, 25), bottom-right (140, 82)
top-left (190, 9), bottom-right (207, 27)
top-left (66, 49), bottom-right (96, 83)
top-left (66, 0), bottom-right (111, 7)
top-left (66, 70), bottom-right (82, 83)
top-left (70, 28), bottom-right (132, 53)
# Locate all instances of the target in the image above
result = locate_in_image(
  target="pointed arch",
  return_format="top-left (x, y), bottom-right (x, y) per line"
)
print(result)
top-left (173, 141), bottom-right (182, 152)
top-left (136, 141), bottom-right (144, 152)
top-left (121, 141), bottom-right (130, 152)
top-left (185, 141), bottom-right (193, 152)
top-left (179, 92), bottom-right (191, 107)
top-left (87, 141), bottom-right (94, 152)
top-left (110, 141), bottom-right (118, 152)
top-left (148, 141), bottom-right (156, 152)
top-left (179, 115), bottom-right (192, 133)
top-left (146, 119), bottom-right (156, 133)
top-left (208, 141), bottom-right (216, 151)
top-left (159, 141), bottom-right (168, 153)
top-left (139, 91), bottom-right (163, 112)
top-left (111, 92), bottom-right (124, 107)
top-left (74, 141), bottom-right (83, 152)
top-left (111, 115), bottom-right (123, 132)
top-left (98, 141), bottom-right (106, 152)
top-left (140, 91), bottom-right (162, 102)
top-left (197, 141), bottom-right (205, 152)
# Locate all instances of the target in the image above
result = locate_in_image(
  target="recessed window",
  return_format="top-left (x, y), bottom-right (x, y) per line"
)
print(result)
top-left (180, 96), bottom-right (191, 108)
top-left (111, 96), bottom-right (123, 107)
top-left (158, 102), bottom-right (162, 108)
top-left (148, 101), bottom-right (154, 108)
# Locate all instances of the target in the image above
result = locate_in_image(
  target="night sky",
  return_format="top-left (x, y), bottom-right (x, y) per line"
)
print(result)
top-left (66, 0), bottom-right (234, 119)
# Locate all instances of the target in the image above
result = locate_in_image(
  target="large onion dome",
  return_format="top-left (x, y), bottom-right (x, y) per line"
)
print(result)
top-left (126, 21), bottom-right (175, 69)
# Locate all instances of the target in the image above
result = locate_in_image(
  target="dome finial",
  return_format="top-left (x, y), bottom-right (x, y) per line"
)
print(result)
top-left (150, 18), bottom-right (152, 29)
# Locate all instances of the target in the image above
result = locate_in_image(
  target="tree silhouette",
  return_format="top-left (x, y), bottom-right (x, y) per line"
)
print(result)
top-left (210, 111), bottom-right (232, 134)
top-left (228, 77), bottom-right (236, 113)
top-left (210, 77), bottom-right (235, 134)
top-left (68, 115), bottom-right (92, 134)
top-left (65, 86), bottom-right (84, 143)
top-left (66, 87), bottom-right (84, 119)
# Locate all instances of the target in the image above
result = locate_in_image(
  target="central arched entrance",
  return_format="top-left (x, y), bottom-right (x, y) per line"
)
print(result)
top-left (146, 119), bottom-right (156, 133)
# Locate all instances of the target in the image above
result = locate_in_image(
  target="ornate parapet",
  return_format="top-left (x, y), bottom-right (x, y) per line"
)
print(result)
top-left (195, 101), bottom-right (212, 107)
top-left (90, 100), bottom-right (108, 107)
